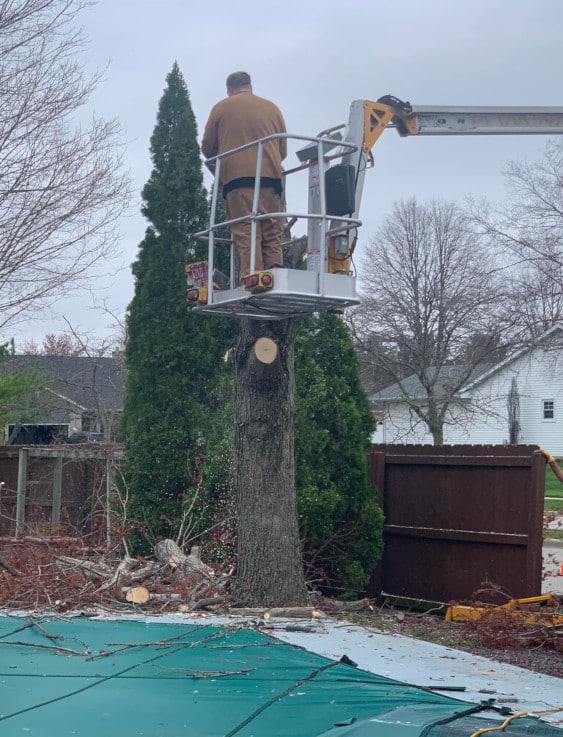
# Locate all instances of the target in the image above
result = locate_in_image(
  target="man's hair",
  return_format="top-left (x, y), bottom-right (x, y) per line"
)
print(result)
top-left (226, 71), bottom-right (252, 89)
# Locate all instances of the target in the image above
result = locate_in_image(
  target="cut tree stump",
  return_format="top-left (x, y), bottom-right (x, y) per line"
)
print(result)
top-left (253, 337), bottom-right (278, 364)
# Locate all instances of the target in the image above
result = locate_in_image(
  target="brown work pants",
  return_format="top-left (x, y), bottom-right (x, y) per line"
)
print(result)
top-left (225, 187), bottom-right (283, 279)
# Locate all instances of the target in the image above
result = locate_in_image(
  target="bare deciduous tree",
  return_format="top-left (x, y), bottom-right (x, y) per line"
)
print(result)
top-left (471, 139), bottom-right (563, 337)
top-left (0, 0), bottom-right (130, 331)
top-left (351, 198), bottom-right (511, 444)
top-left (509, 258), bottom-right (563, 339)
top-left (21, 333), bottom-right (84, 356)
top-left (499, 140), bottom-right (563, 263)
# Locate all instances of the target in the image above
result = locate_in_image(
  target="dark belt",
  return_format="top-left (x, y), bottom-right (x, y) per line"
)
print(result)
top-left (222, 177), bottom-right (282, 198)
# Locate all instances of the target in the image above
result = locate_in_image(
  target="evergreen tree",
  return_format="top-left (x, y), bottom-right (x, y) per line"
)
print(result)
top-left (295, 313), bottom-right (384, 594)
top-left (0, 342), bottom-right (42, 438)
top-left (123, 64), bottom-right (234, 543)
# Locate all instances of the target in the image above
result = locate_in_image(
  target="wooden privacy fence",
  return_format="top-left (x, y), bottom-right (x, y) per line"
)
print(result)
top-left (367, 444), bottom-right (545, 605)
top-left (0, 445), bottom-right (124, 546)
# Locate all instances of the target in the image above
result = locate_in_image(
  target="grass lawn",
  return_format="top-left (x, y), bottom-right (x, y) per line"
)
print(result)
top-left (544, 467), bottom-right (563, 515)
top-left (544, 466), bottom-right (563, 499)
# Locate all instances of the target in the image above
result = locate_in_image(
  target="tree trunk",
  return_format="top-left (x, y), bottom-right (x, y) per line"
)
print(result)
top-left (431, 426), bottom-right (444, 445)
top-left (426, 400), bottom-right (444, 445)
top-left (507, 377), bottom-right (520, 444)
top-left (233, 316), bottom-right (308, 606)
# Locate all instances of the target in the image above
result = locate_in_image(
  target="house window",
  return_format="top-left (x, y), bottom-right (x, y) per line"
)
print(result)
top-left (542, 400), bottom-right (555, 421)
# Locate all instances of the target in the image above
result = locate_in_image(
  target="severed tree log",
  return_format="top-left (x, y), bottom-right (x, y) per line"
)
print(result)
top-left (97, 556), bottom-right (140, 591)
top-left (126, 562), bottom-right (160, 582)
top-left (154, 540), bottom-right (214, 577)
top-left (229, 607), bottom-right (320, 618)
top-left (188, 595), bottom-right (230, 612)
top-left (155, 539), bottom-right (188, 568)
top-left (324, 598), bottom-right (373, 612)
top-left (2, 536), bottom-right (95, 547)
top-left (55, 555), bottom-right (113, 579)
top-left (121, 587), bottom-right (181, 603)
top-left (125, 586), bottom-right (150, 604)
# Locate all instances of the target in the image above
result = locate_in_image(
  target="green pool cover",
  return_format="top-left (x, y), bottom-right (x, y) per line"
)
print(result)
top-left (0, 616), bottom-right (559, 736)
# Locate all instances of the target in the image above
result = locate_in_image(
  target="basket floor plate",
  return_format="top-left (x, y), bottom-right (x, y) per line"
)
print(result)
top-left (193, 269), bottom-right (359, 319)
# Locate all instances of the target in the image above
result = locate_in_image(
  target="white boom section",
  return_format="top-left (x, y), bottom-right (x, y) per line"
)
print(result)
top-left (299, 98), bottom-right (563, 277)
top-left (405, 105), bottom-right (563, 136)
top-left (332, 99), bottom-right (563, 230)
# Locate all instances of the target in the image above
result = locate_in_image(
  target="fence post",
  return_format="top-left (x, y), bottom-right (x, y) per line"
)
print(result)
top-left (51, 454), bottom-right (63, 527)
top-left (106, 457), bottom-right (113, 550)
top-left (15, 448), bottom-right (28, 536)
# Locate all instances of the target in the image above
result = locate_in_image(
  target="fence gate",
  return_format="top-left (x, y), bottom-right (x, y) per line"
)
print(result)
top-left (367, 445), bottom-right (545, 605)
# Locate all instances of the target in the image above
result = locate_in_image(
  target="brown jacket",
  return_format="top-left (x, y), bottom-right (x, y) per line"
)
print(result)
top-left (201, 92), bottom-right (287, 193)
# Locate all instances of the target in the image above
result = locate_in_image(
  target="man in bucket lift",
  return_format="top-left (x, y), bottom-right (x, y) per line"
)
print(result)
top-left (201, 71), bottom-right (287, 281)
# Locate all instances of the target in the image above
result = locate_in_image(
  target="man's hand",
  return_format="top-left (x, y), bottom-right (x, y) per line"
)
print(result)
top-left (534, 448), bottom-right (555, 463)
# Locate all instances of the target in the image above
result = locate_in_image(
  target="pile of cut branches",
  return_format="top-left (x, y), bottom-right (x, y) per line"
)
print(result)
top-left (0, 537), bottom-right (231, 613)
top-left (0, 535), bottom-right (379, 621)
top-left (448, 584), bottom-right (563, 652)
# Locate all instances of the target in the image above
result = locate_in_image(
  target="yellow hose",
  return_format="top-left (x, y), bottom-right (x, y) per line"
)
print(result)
top-left (468, 708), bottom-right (563, 737)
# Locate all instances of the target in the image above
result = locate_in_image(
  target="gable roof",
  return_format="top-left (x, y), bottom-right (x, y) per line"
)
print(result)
top-left (370, 363), bottom-right (493, 403)
top-left (369, 323), bottom-right (563, 405)
top-left (1, 355), bottom-right (125, 412)
top-left (460, 322), bottom-right (563, 394)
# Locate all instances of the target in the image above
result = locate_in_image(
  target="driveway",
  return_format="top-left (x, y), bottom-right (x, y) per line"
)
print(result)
top-left (543, 538), bottom-right (563, 595)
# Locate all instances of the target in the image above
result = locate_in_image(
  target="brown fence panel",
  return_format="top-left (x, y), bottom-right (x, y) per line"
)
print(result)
top-left (0, 448), bottom-right (19, 536)
top-left (367, 445), bottom-right (545, 604)
top-left (0, 445), bottom-right (123, 544)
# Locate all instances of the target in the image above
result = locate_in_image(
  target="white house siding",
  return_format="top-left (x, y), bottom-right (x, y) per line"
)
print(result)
top-left (512, 347), bottom-right (563, 454)
top-left (380, 342), bottom-right (563, 455)
top-left (383, 403), bottom-right (433, 444)
top-left (384, 396), bottom-right (507, 445)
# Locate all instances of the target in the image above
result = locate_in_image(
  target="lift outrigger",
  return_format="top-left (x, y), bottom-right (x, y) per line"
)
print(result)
top-left (187, 96), bottom-right (563, 320)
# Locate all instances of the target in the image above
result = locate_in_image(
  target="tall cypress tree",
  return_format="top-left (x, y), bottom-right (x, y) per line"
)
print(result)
top-left (123, 63), bottom-right (233, 542)
top-left (295, 313), bottom-right (384, 594)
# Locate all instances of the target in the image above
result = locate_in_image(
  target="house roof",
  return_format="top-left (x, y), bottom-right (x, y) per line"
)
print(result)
top-left (369, 363), bottom-right (493, 403)
top-left (2, 354), bottom-right (125, 412)
top-left (370, 322), bottom-right (563, 404)
top-left (460, 322), bottom-right (563, 394)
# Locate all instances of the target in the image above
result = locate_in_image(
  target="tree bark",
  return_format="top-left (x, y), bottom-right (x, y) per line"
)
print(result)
top-left (431, 426), bottom-right (444, 445)
top-left (233, 317), bottom-right (308, 606)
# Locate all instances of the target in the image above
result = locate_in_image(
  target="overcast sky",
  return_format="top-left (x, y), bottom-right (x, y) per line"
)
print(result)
top-left (9, 0), bottom-right (563, 346)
